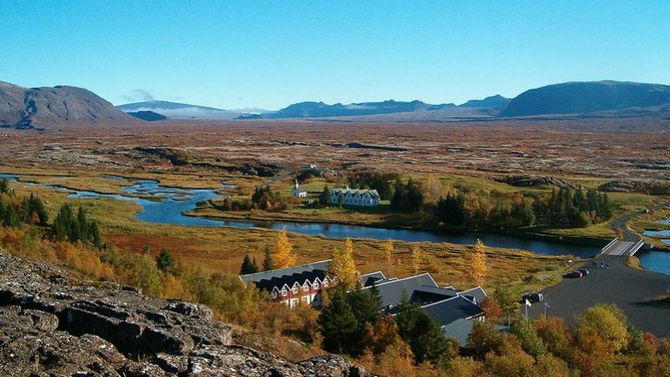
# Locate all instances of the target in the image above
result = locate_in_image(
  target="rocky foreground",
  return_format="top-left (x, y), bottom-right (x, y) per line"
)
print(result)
top-left (0, 249), bottom-right (368, 376)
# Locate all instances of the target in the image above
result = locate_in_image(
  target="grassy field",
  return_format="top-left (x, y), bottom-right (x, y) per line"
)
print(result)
top-left (4, 173), bottom-right (576, 294)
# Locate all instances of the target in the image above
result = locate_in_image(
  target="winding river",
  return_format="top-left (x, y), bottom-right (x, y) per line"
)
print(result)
top-left (3, 174), bottom-right (670, 273)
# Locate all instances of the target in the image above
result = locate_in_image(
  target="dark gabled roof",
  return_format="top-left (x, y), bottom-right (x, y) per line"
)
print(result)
top-left (421, 296), bottom-right (484, 327)
top-left (410, 285), bottom-right (458, 305)
top-left (254, 269), bottom-right (328, 292)
top-left (360, 271), bottom-right (386, 287)
top-left (458, 287), bottom-right (487, 304)
top-left (240, 260), bottom-right (330, 284)
top-left (441, 318), bottom-right (474, 347)
top-left (360, 273), bottom-right (438, 309)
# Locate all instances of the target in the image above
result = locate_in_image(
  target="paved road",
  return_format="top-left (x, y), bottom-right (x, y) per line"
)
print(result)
top-left (609, 200), bottom-right (670, 235)
top-left (528, 256), bottom-right (670, 337)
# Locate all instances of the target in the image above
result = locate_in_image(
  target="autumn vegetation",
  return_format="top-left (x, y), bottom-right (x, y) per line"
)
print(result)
top-left (0, 174), bottom-right (667, 376)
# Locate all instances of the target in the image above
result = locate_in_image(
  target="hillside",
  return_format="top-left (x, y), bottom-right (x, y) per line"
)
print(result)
top-left (0, 248), bottom-right (367, 376)
top-left (0, 81), bottom-right (133, 129)
top-left (118, 100), bottom-right (232, 119)
top-left (501, 81), bottom-right (670, 117)
top-left (460, 94), bottom-right (510, 108)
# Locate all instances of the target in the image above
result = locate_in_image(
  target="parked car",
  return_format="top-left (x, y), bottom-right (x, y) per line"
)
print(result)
top-left (579, 268), bottom-right (590, 275)
top-left (521, 292), bottom-right (544, 303)
top-left (564, 271), bottom-right (583, 278)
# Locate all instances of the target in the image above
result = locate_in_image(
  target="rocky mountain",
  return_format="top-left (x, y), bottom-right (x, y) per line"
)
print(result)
top-left (127, 110), bottom-right (167, 121)
top-left (0, 81), bottom-right (133, 129)
top-left (500, 81), bottom-right (670, 117)
top-left (0, 248), bottom-right (368, 376)
top-left (264, 100), bottom-right (457, 119)
top-left (460, 94), bottom-right (510, 108)
top-left (118, 100), bottom-right (232, 119)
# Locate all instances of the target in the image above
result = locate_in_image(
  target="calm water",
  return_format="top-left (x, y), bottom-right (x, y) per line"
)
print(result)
top-left (5, 173), bottom-right (670, 274)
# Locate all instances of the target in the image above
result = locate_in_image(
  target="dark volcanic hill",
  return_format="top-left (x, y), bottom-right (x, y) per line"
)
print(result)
top-left (265, 100), bottom-right (456, 118)
top-left (501, 81), bottom-right (670, 117)
top-left (118, 100), bottom-right (232, 119)
top-left (127, 110), bottom-right (167, 121)
top-left (0, 81), bottom-right (133, 129)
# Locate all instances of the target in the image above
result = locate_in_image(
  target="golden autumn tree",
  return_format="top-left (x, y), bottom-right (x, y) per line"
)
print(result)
top-left (410, 244), bottom-right (422, 274)
top-left (471, 239), bottom-right (487, 286)
top-left (328, 238), bottom-right (358, 288)
top-left (425, 174), bottom-right (445, 202)
top-left (384, 240), bottom-right (394, 272)
top-left (272, 230), bottom-right (296, 269)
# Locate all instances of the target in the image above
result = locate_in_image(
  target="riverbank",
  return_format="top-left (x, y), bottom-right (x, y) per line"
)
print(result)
top-left (189, 206), bottom-right (611, 247)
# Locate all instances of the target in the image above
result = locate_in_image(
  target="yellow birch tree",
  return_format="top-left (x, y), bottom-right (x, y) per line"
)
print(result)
top-left (272, 230), bottom-right (296, 269)
top-left (411, 244), bottom-right (422, 274)
top-left (471, 239), bottom-right (487, 286)
top-left (426, 174), bottom-right (445, 202)
top-left (384, 240), bottom-right (394, 272)
top-left (328, 238), bottom-right (358, 288)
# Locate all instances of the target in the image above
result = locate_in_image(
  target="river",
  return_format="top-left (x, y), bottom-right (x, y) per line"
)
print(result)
top-left (3, 174), bottom-right (670, 273)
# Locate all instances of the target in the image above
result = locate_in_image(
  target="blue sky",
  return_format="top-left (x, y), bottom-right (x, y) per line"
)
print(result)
top-left (1, 1), bottom-right (668, 110)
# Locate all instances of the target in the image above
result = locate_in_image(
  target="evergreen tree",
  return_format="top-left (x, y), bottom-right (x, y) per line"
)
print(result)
top-left (511, 318), bottom-right (547, 358)
top-left (262, 244), bottom-right (273, 271)
top-left (319, 185), bottom-right (331, 207)
top-left (21, 193), bottom-right (49, 225)
top-left (395, 295), bottom-right (454, 365)
top-left (2, 202), bottom-right (21, 228)
top-left (156, 248), bottom-right (178, 275)
top-left (51, 203), bottom-right (75, 241)
top-left (318, 286), bottom-right (360, 355)
top-left (0, 179), bottom-right (9, 194)
top-left (77, 208), bottom-right (89, 243)
top-left (240, 252), bottom-right (259, 274)
top-left (436, 193), bottom-right (465, 226)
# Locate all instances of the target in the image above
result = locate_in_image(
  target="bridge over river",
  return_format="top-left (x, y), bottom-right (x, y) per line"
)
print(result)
top-left (601, 229), bottom-right (646, 256)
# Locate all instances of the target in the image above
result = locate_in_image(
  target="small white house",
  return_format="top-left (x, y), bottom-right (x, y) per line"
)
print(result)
top-left (331, 187), bottom-right (380, 207)
top-left (292, 180), bottom-right (308, 198)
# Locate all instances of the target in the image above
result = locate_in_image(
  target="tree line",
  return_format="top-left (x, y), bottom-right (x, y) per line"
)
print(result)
top-left (435, 187), bottom-right (612, 230)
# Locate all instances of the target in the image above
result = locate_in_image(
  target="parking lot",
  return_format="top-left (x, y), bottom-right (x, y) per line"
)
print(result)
top-left (528, 255), bottom-right (670, 337)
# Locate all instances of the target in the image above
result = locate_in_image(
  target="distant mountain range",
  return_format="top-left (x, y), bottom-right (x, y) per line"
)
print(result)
top-left (0, 81), bottom-right (131, 129)
top-left (501, 81), bottom-right (670, 117)
top-left (261, 100), bottom-right (458, 119)
top-left (3, 79), bottom-right (670, 129)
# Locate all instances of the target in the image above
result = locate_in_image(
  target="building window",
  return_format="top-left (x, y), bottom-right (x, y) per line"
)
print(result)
top-left (271, 291), bottom-right (277, 299)
top-left (303, 284), bottom-right (309, 291)
top-left (281, 288), bottom-right (287, 296)
top-left (292, 286), bottom-right (298, 294)
top-left (314, 283), bottom-right (320, 290)
top-left (323, 280), bottom-right (329, 287)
